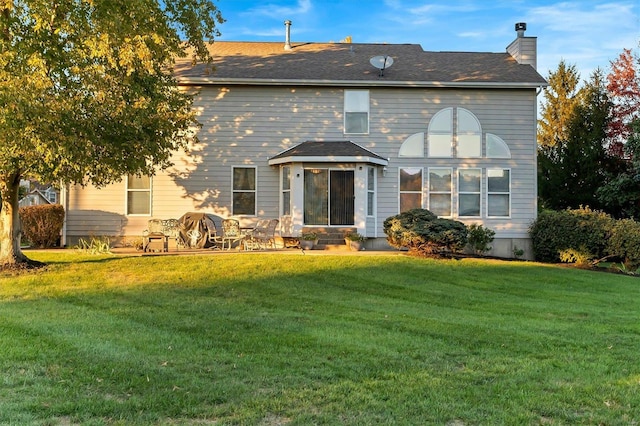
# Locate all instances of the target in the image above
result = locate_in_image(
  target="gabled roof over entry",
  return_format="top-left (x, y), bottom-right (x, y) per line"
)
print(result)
top-left (268, 141), bottom-right (388, 166)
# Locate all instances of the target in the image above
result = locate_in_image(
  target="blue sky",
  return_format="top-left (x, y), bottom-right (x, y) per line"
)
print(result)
top-left (214, 0), bottom-right (640, 83)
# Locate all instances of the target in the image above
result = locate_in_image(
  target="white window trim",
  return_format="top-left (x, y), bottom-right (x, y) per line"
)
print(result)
top-left (125, 175), bottom-right (152, 216)
top-left (344, 89), bottom-right (370, 135)
top-left (486, 168), bottom-right (511, 218)
top-left (232, 165), bottom-right (257, 216)
top-left (367, 166), bottom-right (376, 217)
top-left (280, 165), bottom-right (291, 217)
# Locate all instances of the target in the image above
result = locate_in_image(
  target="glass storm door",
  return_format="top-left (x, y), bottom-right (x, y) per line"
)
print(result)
top-left (304, 169), bottom-right (354, 226)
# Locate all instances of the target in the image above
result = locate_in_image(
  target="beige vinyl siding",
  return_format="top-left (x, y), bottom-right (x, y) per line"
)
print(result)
top-left (366, 88), bottom-right (537, 239)
top-left (66, 85), bottom-right (538, 242)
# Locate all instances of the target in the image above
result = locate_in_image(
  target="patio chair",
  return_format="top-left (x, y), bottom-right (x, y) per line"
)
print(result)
top-left (217, 218), bottom-right (245, 250)
top-left (162, 219), bottom-right (184, 250)
top-left (143, 219), bottom-right (184, 252)
top-left (143, 219), bottom-right (168, 252)
top-left (245, 218), bottom-right (279, 250)
top-left (203, 215), bottom-right (222, 250)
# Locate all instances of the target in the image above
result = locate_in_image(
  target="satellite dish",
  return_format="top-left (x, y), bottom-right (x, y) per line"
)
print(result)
top-left (369, 55), bottom-right (394, 76)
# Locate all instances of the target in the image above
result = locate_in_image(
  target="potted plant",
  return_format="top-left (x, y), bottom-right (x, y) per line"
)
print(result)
top-left (299, 232), bottom-right (318, 250)
top-left (344, 231), bottom-right (365, 251)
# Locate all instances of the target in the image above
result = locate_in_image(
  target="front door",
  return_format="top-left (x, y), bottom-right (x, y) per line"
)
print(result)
top-left (304, 169), bottom-right (354, 226)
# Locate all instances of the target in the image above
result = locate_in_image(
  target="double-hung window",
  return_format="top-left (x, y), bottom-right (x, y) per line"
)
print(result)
top-left (126, 174), bottom-right (151, 215)
top-left (367, 166), bottom-right (375, 216)
top-left (458, 169), bottom-right (481, 217)
top-left (281, 165), bottom-right (291, 216)
top-left (399, 167), bottom-right (422, 212)
top-left (487, 168), bottom-right (510, 217)
top-left (344, 90), bottom-right (369, 134)
top-left (428, 168), bottom-right (452, 217)
top-left (232, 166), bottom-right (256, 216)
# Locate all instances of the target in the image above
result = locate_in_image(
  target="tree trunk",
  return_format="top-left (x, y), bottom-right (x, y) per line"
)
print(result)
top-left (0, 174), bottom-right (39, 269)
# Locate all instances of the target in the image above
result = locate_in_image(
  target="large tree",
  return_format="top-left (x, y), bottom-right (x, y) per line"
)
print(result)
top-left (537, 60), bottom-right (581, 149)
top-left (537, 60), bottom-right (582, 209)
top-left (538, 69), bottom-right (613, 210)
top-left (0, 0), bottom-right (223, 268)
top-left (597, 118), bottom-right (640, 219)
top-left (606, 48), bottom-right (640, 158)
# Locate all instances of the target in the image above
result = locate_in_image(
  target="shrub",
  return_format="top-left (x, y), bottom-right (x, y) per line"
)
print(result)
top-left (344, 231), bottom-right (365, 241)
top-left (607, 219), bottom-right (640, 269)
top-left (466, 223), bottom-right (495, 255)
top-left (529, 207), bottom-right (614, 263)
top-left (74, 236), bottom-right (112, 255)
top-left (19, 204), bottom-right (65, 248)
top-left (383, 209), bottom-right (468, 256)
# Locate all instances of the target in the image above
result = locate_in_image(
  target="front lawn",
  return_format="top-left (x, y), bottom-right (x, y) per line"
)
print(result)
top-left (1, 252), bottom-right (638, 425)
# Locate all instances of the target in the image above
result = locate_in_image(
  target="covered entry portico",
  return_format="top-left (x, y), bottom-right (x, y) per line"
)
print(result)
top-left (268, 141), bottom-right (388, 237)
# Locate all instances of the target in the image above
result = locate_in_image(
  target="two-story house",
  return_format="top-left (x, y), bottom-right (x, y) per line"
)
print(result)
top-left (62, 22), bottom-right (547, 258)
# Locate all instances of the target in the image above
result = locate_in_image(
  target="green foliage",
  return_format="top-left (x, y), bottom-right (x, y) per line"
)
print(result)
top-left (300, 232), bottom-right (318, 241)
top-left (597, 119), bottom-right (640, 220)
top-left (538, 69), bottom-right (613, 211)
top-left (74, 236), bottom-right (112, 255)
top-left (344, 231), bottom-right (365, 241)
top-left (512, 246), bottom-right (525, 259)
top-left (0, 0), bottom-right (224, 265)
top-left (383, 208), bottom-right (468, 256)
top-left (537, 60), bottom-right (581, 149)
top-left (607, 218), bottom-right (640, 269)
top-left (529, 207), bottom-right (614, 263)
top-left (466, 223), bottom-right (495, 255)
top-left (18, 204), bottom-right (65, 248)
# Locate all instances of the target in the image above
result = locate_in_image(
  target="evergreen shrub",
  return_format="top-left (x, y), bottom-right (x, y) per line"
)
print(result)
top-left (607, 219), bottom-right (640, 269)
top-left (383, 208), bottom-right (467, 256)
top-left (466, 223), bottom-right (496, 255)
top-left (529, 207), bottom-right (613, 263)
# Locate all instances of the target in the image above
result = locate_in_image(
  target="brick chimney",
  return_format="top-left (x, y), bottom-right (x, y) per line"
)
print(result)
top-left (506, 22), bottom-right (537, 69)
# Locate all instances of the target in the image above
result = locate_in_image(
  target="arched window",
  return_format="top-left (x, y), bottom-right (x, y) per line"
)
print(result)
top-left (486, 133), bottom-right (511, 158)
top-left (427, 108), bottom-right (453, 157)
top-left (398, 132), bottom-right (425, 157)
top-left (456, 108), bottom-right (482, 158)
top-left (427, 107), bottom-right (482, 158)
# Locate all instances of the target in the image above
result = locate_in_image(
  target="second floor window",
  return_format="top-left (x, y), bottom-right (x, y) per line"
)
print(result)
top-left (344, 90), bottom-right (369, 134)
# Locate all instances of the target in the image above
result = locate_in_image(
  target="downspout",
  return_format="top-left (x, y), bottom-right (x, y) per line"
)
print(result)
top-left (60, 181), bottom-right (68, 247)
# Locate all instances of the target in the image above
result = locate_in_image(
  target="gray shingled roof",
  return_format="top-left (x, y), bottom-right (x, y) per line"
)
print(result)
top-left (268, 141), bottom-right (388, 166)
top-left (175, 41), bottom-right (547, 87)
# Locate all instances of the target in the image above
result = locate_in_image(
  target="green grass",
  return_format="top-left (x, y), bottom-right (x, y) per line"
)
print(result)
top-left (1, 251), bottom-right (639, 425)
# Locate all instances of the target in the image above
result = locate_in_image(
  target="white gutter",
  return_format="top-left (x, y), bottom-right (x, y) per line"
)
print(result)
top-left (268, 155), bottom-right (388, 166)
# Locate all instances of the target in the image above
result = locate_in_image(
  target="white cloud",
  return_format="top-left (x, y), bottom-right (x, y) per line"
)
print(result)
top-left (241, 0), bottom-right (312, 19)
top-left (526, 1), bottom-right (639, 80)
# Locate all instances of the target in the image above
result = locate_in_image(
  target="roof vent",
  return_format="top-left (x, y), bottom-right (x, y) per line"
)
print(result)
top-left (284, 20), bottom-right (292, 50)
top-left (515, 22), bottom-right (526, 37)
